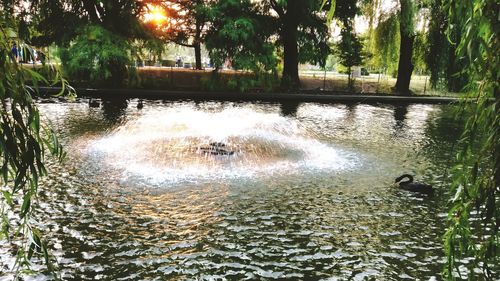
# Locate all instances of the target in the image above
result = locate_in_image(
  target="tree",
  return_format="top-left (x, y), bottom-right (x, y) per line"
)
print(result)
top-left (332, 0), bottom-right (365, 89)
top-left (205, 0), bottom-right (329, 90)
top-left (59, 25), bottom-right (132, 87)
top-left (145, 0), bottom-right (211, 70)
top-left (266, 0), bottom-right (330, 90)
top-left (372, 13), bottom-right (400, 76)
top-left (443, 0), bottom-right (499, 279)
top-left (359, 0), bottom-right (379, 32)
top-left (426, 0), bottom-right (469, 92)
top-left (394, 0), bottom-right (414, 94)
top-left (26, 0), bottom-right (148, 46)
top-left (426, 0), bottom-right (447, 88)
top-left (359, 0), bottom-right (424, 94)
top-left (335, 25), bottom-right (365, 89)
top-left (9, 0), bottom-right (150, 86)
top-left (412, 31), bottom-right (427, 75)
top-left (205, 0), bottom-right (277, 72)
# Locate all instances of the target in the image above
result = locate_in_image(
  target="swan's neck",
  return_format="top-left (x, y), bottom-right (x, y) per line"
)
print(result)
top-left (396, 174), bottom-right (414, 184)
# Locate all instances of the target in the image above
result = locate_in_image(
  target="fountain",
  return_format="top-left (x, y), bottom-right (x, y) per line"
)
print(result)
top-left (197, 142), bottom-right (236, 156)
top-left (89, 105), bottom-right (360, 186)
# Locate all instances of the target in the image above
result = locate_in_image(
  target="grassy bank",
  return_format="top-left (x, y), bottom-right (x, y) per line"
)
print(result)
top-left (24, 63), bottom-right (460, 96)
top-left (136, 67), bottom-right (459, 96)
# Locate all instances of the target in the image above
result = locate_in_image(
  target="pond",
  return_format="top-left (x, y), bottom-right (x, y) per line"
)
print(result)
top-left (1, 98), bottom-right (464, 280)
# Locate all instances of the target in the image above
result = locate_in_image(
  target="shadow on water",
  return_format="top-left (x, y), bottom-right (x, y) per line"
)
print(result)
top-left (393, 104), bottom-right (409, 130)
top-left (344, 103), bottom-right (358, 120)
top-left (101, 97), bottom-right (128, 123)
top-left (279, 101), bottom-right (300, 117)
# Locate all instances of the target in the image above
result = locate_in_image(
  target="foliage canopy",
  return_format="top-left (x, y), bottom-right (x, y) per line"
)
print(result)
top-left (205, 0), bottom-right (277, 72)
top-left (59, 25), bottom-right (132, 87)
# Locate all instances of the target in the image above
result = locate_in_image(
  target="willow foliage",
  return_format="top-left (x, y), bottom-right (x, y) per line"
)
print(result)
top-left (373, 14), bottom-right (400, 74)
top-left (426, 0), bottom-right (469, 92)
top-left (0, 19), bottom-right (72, 276)
top-left (444, 0), bottom-right (499, 279)
top-left (426, 0), bottom-right (447, 88)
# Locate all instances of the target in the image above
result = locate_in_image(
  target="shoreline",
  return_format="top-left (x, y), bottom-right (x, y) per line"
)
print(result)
top-left (37, 87), bottom-right (463, 105)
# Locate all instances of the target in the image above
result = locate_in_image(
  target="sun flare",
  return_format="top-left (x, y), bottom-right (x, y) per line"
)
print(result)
top-left (143, 5), bottom-right (168, 25)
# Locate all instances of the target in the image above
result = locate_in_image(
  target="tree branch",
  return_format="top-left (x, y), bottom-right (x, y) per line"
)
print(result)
top-left (172, 40), bottom-right (194, 48)
top-left (270, 0), bottom-right (285, 18)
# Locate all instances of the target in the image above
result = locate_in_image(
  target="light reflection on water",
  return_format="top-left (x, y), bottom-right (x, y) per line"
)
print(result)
top-left (87, 106), bottom-right (360, 186)
top-left (1, 99), bottom-right (469, 280)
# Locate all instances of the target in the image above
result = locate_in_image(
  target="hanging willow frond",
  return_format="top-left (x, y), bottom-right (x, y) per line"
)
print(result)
top-left (443, 0), bottom-right (499, 279)
top-left (0, 19), bottom-right (73, 278)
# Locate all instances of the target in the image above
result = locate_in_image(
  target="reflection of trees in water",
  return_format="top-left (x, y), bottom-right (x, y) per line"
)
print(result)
top-left (344, 103), bottom-right (357, 119)
top-left (393, 104), bottom-right (409, 133)
top-left (279, 101), bottom-right (300, 117)
top-left (63, 110), bottom-right (110, 137)
top-left (423, 106), bottom-right (464, 164)
top-left (393, 105), bottom-right (408, 126)
top-left (57, 97), bottom-right (130, 137)
top-left (101, 97), bottom-right (129, 123)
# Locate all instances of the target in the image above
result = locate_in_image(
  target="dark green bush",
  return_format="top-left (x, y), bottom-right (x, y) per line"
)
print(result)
top-left (59, 25), bottom-right (131, 87)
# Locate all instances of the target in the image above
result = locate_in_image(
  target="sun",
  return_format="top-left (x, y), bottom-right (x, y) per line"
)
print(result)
top-left (143, 5), bottom-right (168, 25)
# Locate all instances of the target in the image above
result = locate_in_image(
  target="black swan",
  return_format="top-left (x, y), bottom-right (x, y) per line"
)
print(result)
top-left (198, 142), bottom-right (235, 156)
top-left (394, 174), bottom-right (433, 194)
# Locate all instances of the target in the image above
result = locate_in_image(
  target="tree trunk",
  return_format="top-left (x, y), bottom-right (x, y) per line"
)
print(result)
top-left (347, 67), bottom-right (352, 89)
top-left (194, 42), bottom-right (202, 70)
top-left (194, 18), bottom-right (203, 70)
top-left (281, 25), bottom-right (300, 89)
top-left (495, 88), bottom-right (500, 192)
top-left (395, 33), bottom-right (414, 94)
top-left (395, 0), bottom-right (414, 95)
top-left (280, 1), bottom-right (300, 90)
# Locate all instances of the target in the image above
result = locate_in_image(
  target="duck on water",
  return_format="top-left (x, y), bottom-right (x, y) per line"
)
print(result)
top-left (394, 174), bottom-right (433, 194)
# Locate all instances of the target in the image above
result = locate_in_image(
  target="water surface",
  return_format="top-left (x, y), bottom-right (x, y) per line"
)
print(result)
top-left (1, 99), bottom-right (465, 280)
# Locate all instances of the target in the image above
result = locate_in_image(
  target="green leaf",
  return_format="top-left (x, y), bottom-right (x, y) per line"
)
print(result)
top-left (2, 190), bottom-right (13, 206)
top-left (20, 192), bottom-right (31, 219)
